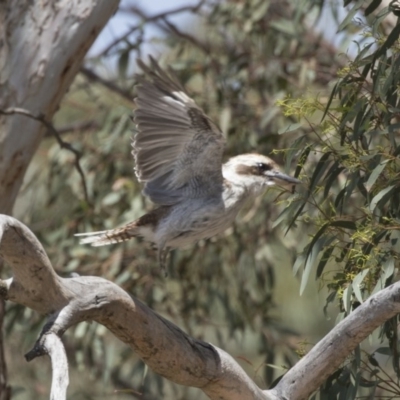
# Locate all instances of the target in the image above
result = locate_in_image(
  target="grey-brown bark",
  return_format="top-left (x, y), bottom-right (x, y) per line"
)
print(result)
top-left (1, 214), bottom-right (400, 400)
top-left (0, 2), bottom-right (120, 396)
top-left (0, 298), bottom-right (10, 400)
top-left (0, 0), bottom-right (119, 215)
top-left (0, 215), bottom-right (269, 400)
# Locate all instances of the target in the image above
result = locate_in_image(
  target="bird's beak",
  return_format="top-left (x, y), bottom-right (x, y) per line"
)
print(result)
top-left (267, 170), bottom-right (301, 185)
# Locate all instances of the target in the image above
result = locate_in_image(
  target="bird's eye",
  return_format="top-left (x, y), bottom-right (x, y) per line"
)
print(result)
top-left (257, 163), bottom-right (271, 173)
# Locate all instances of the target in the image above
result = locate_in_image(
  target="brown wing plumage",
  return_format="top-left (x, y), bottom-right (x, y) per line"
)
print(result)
top-left (76, 206), bottom-right (172, 246)
top-left (133, 57), bottom-right (226, 205)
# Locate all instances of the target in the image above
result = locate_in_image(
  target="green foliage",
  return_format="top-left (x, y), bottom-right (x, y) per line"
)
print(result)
top-left (277, 3), bottom-right (400, 397)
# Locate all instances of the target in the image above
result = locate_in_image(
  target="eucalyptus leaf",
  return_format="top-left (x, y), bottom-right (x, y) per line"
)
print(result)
top-left (337, 0), bottom-right (364, 32)
top-left (352, 268), bottom-right (369, 303)
top-left (369, 185), bottom-right (395, 212)
top-left (343, 284), bottom-right (353, 314)
top-left (300, 237), bottom-right (326, 295)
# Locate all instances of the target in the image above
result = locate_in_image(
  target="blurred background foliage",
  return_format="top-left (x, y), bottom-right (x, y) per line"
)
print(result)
top-left (5, 0), bottom-right (400, 398)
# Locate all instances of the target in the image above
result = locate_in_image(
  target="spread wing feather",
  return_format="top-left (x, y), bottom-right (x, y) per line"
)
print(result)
top-left (133, 57), bottom-right (225, 205)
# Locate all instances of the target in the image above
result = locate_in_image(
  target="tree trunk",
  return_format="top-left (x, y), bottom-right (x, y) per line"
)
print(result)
top-left (0, 2), bottom-right (120, 397)
top-left (0, 0), bottom-right (119, 215)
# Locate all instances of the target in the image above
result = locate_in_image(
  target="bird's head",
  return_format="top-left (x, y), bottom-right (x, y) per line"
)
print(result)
top-left (223, 153), bottom-right (301, 196)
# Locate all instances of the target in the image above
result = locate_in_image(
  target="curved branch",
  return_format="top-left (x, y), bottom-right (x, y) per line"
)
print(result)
top-left (95, 1), bottom-right (206, 58)
top-left (0, 215), bottom-right (271, 400)
top-left (25, 332), bottom-right (69, 400)
top-left (0, 215), bottom-right (70, 313)
top-left (269, 284), bottom-right (400, 399)
top-left (45, 334), bottom-right (69, 400)
top-left (2, 214), bottom-right (400, 400)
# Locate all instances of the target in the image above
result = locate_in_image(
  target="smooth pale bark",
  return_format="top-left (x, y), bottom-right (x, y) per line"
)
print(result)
top-left (0, 0), bottom-right (120, 214)
top-left (269, 284), bottom-right (400, 399)
top-left (0, 215), bottom-right (272, 400)
top-left (41, 334), bottom-right (69, 400)
top-left (1, 215), bottom-right (400, 400)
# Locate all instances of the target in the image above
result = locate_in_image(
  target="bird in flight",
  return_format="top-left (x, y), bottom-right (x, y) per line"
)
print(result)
top-left (77, 57), bottom-right (301, 275)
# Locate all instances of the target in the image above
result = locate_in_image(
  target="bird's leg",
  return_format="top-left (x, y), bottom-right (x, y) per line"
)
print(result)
top-left (157, 246), bottom-right (169, 277)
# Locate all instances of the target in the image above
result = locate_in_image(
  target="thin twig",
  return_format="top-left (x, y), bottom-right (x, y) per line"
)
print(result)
top-left (127, 3), bottom-right (211, 54)
top-left (121, 1), bottom-right (206, 18)
top-left (97, 1), bottom-right (206, 58)
top-left (0, 107), bottom-right (90, 204)
top-left (161, 17), bottom-right (211, 54)
top-left (80, 67), bottom-right (133, 102)
top-left (55, 120), bottom-right (99, 136)
top-left (95, 24), bottom-right (141, 58)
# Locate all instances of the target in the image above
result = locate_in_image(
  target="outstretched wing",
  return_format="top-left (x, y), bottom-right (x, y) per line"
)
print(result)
top-left (133, 57), bottom-right (226, 205)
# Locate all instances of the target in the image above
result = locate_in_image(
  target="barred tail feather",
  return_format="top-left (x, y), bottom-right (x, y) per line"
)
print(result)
top-left (75, 225), bottom-right (138, 247)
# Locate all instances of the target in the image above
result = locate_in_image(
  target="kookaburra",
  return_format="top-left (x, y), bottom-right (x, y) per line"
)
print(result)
top-left (77, 57), bottom-right (301, 274)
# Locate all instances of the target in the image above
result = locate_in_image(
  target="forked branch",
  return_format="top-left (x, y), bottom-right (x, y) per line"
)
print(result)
top-left (0, 108), bottom-right (90, 204)
top-left (0, 215), bottom-right (270, 400)
top-left (0, 214), bottom-right (400, 400)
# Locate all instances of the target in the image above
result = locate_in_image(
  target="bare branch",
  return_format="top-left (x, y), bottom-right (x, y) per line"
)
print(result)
top-left (121, 1), bottom-right (206, 19)
top-left (96, 0), bottom-right (206, 58)
top-left (52, 120), bottom-right (99, 136)
top-left (0, 108), bottom-right (90, 205)
top-left (3, 214), bottom-right (400, 400)
top-left (269, 284), bottom-right (400, 399)
top-left (126, 5), bottom-right (211, 55)
top-left (45, 334), bottom-right (69, 400)
top-left (80, 67), bottom-right (134, 102)
top-left (0, 215), bottom-right (272, 400)
top-left (160, 17), bottom-right (211, 54)
top-left (0, 215), bottom-right (69, 313)
top-left (25, 331), bottom-right (69, 400)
